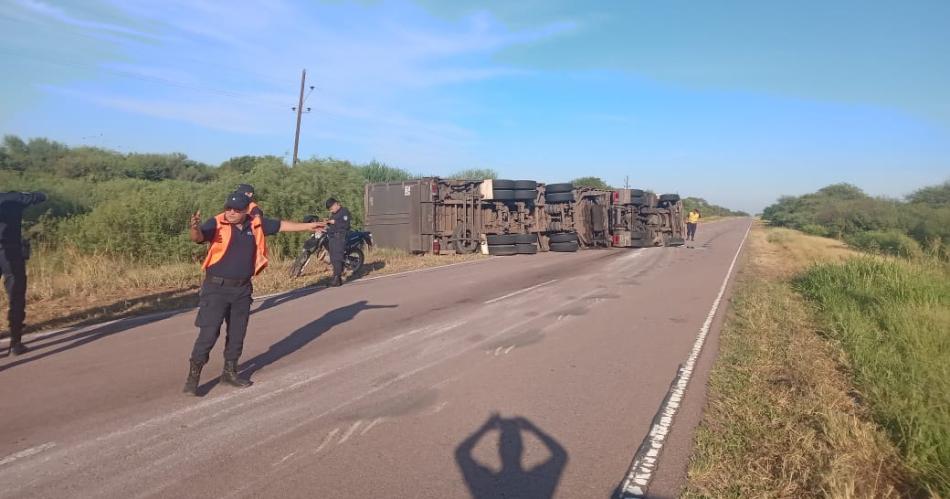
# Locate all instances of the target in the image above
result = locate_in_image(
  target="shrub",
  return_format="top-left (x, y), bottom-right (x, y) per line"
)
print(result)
top-left (845, 230), bottom-right (922, 258)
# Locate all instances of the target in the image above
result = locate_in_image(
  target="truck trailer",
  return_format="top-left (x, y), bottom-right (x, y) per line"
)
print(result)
top-left (363, 178), bottom-right (684, 255)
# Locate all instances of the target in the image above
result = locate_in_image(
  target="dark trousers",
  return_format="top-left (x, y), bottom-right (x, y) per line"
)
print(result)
top-left (686, 223), bottom-right (698, 240)
top-left (0, 246), bottom-right (27, 342)
top-left (190, 279), bottom-right (253, 364)
top-left (328, 232), bottom-right (347, 278)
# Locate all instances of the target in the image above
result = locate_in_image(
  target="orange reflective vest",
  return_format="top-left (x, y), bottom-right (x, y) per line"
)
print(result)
top-left (201, 213), bottom-right (269, 276)
top-left (248, 201), bottom-right (262, 217)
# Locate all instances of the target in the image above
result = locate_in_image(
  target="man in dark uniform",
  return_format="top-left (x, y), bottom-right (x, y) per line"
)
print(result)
top-left (1, 191), bottom-right (47, 356)
top-left (183, 192), bottom-right (322, 395)
top-left (325, 197), bottom-right (351, 287)
top-left (235, 183), bottom-right (263, 218)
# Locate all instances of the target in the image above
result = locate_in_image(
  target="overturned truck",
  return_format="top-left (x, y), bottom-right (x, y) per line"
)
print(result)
top-left (363, 178), bottom-right (685, 255)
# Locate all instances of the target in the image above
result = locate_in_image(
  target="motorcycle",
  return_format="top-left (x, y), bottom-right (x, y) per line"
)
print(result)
top-left (289, 217), bottom-right (373, 279)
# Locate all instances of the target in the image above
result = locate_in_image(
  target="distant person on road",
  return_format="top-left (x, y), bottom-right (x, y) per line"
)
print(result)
top-left (686, 208), bottom-right (701, 241)
top-left (325, 197), bottom-right (351, 287)
top-left (235, 183), bottom-right (263, 218)
top-left (1, 191), bottom-right (47, 356)
top-left (183, 191), bottom-right (323, 395)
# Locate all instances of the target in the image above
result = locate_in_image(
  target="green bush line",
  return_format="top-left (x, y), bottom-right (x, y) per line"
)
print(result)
top-left (795, 257), bottom-right (950, 495)
top-left (762, 182), bottom-right (950, 259)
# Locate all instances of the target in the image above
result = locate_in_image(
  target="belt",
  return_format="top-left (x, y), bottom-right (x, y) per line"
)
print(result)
top-left (205, 276), bottom-right (251, 287)
top-left (327, 231), bottom-right (347, 238)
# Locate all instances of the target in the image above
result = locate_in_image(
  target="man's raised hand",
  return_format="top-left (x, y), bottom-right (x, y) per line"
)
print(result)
top-left (190, 210), bottom-right (202, 229)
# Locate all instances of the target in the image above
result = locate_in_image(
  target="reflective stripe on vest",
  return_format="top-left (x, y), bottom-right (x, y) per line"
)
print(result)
top-left (201, 213), bottom-right (269, 276)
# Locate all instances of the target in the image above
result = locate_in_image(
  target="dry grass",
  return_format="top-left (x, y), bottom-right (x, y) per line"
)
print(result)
top-left (2, 246), bottom-right (483, 335)
top-left (684, 222), bottom-right (909, 498)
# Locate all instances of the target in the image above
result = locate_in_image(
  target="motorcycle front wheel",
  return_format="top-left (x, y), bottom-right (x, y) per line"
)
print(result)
top-left (289, 248), bottom-right (314, 278)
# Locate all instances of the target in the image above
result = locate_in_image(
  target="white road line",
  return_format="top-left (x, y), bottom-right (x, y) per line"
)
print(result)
top-left (618, 221), bottom-right (752, 499)
top-left (360, 418), bottom-right (384, 436)
top-left (337, 421), bottom-right (363, 444)
top-left (503, 345), bottom-right (515, 355)
top-left (483, 279), bottom-right (558, 305)
top-left (0, 442), bottom-right (56, 467)
top-left (315, 428), bottom-right (339, 454)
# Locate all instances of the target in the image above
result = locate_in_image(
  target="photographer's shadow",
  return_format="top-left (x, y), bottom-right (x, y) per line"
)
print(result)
top-left (455, 414), bottom-right (568, 499)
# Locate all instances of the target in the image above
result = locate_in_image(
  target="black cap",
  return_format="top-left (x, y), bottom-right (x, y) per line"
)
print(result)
top-left (235, 183), bottom-right (255, 195)
top-left (224, 192), bottom-right (251, 210)
top-left (325, 197), bottom-right (338, 209)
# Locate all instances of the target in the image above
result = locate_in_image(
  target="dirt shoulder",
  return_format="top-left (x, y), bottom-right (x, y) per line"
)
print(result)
top-left (684, 223), bottom-right (909, 498)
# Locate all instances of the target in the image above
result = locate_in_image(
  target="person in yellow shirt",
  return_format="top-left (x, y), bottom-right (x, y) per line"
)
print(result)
top-left (686, 209), bottom-right (700, 241)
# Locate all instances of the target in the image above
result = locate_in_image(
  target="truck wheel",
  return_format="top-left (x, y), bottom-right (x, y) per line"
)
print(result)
top-left (491, 189), bottom-right (516, 201)
top-left (486, 234), bottom-right (518, 245)
top-left (630, 231), bottom-right (650, 240)
top-left (516, 243), bottom-right (538, 254)
top-left (493, 179), bottom-right (516, 189)
top-left (513, 180), bottom-right (538, 190)
top-left (488, 244), bottom-right (518, 256)
top-left (659, 193), bottom-right (680, 203)
top-left (550, 241), bottom-right (579, 252)
top-left (514, 233), bottom-right (538, 244)
top-left (548, 232), bottom-right (578, 243)
top-left (545, 182), bottom-right (574, 194)
top-left (545, 192), bottom-right (574, 203)
top-left (452, 226), bottom-right (480, 253)
top-left (513, 190), bottom-right (537, 201)
top-left (629, 189), bottom-right (645, 197)
top-left (667, 236), bottom-right (686, 247)
top-left (630, 195), bottom-right (647, 205)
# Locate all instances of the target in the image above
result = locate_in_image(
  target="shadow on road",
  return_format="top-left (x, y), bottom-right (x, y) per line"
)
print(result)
top-left (196, 300), bottom-right (396, 395)
top-left (456, 414), bottom-right (568, 499)
top-left (0, 310), bottom-right (187, 373)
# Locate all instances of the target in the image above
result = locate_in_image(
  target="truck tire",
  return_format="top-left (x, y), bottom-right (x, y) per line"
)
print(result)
top-left (486, 234), bottom-right (518, 245)
top-left (545, 182), bottom-right (574, 194)
top-left (659, 193), bottom-right (680, 203)
top-left (548, 232), bottom-right (578, 243)
top-left (630, 189), bottom-right (646, 197)
top-left (514, 233), bottom-right (538, 244)
top-left (513, 180), bottom-right (538, 190)
top-left (491, 189), bottom-right (516, 201)
top-left (488, 244), bottom-right (518, 256)
top-left (630, 195), bottom-right (647, 205)
top-left (630, 231), bottom-right (650, 240)
top-left (513, 190), bottom-right (537, 201)
top-left (493, 179), bottom-right (516, 189)
top-left (452, 226), bottom-right (480, 253)
top-left (516, 243), bottom-right (538, 254)
top-left (667, 236), bottom-right (686, 247)
top-left (550, 241), bottom-right (579, 252)
top-left (545, 192), bottom-right (574, 203)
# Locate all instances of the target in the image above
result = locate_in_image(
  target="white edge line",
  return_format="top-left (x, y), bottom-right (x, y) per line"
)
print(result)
top-left (0, 442), bottom-right (56, 467)
top-left (618, 221), bottom-right (752, 499)
top-left (483, 279), bottom-right (559, 305)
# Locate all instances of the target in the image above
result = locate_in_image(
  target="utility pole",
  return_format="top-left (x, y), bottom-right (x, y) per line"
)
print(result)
top-left (291, 69), bottom-right (306, 165)
top-left (625, 175), bottom-right (630, 189)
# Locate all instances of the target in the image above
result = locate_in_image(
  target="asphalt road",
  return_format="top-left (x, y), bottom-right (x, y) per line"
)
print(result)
top-left (0, 218), bottom-right (752, 499)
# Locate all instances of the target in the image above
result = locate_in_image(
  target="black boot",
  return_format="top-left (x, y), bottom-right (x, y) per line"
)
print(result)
top-left (183, 360), bottom-right (204, 396)
top-left (8, 328), bottom-right (28, 356)
top-left (221, 360), bottom-right (252, 388)
top-left (331, 275), bottom-right (343, 287)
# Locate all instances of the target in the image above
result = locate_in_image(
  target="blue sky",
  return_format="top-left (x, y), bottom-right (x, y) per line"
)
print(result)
top-left (1, 0), bottom-right (948, 213)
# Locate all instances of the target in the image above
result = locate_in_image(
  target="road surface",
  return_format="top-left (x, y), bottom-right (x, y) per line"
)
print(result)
top-left (0, 219), bottom-right (752, 498)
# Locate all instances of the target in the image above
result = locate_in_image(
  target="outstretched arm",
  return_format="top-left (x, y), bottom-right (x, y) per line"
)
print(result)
top-left (279, 220), bottom-right (324, 232)
top-left (0, 191), bottom-right (46, 206)
top-left (517, 417), bottom-right (567, 463)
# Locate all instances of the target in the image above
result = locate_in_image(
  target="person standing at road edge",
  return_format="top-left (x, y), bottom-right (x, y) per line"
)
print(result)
top-left (1, 191), bottom-right (47, 356)
top-left (686, 208), bottom-right (700, 241)
top-left (325, 197), bottom-right (351, 287)
top-left (183, 192), bottom-right (322, 395)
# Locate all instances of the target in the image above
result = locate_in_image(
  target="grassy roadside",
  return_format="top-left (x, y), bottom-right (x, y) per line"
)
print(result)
top-left (685, 224), bottom-right (915, 498)
top-left (1, 247), bottom-right (483, 335)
